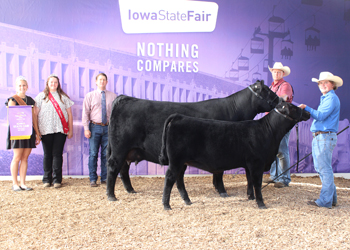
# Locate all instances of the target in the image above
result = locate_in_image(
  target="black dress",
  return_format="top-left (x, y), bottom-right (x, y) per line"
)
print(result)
top-left (5, 96), bottom-right (37, 149)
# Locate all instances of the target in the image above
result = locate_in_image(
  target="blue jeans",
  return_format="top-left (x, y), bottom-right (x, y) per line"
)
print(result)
top-left (88, 123), bottom-right (108, 182)
top-left (312, 133), bottom-right (337, 208)
top-left (269, 130), bottom-right (291, 186)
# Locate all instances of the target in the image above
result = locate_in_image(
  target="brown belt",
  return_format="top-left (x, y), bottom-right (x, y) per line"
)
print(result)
top-left (91, 121), bottom-right (109, 126)
top-left (313, 131), bottom-right (335, 137)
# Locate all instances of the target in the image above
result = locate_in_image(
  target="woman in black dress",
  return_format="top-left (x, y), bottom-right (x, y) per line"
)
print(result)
top-left (6, 76), bottom-right (40, 191)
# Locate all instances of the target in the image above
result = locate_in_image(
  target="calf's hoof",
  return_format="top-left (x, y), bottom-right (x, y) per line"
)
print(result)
top-left (248, 195), bottom-right (255, 200)
top-left (257, 202), bottom-right (267, 209)
top-left (184, 200), bottom-right (192, 206)
top-left (127, 189), bottom-right (137, 194)
top-left (219, 192), bottom-right (229, 198)
top-left (163, 205), bottom-right (172, 210)
top-left (108, 196), bottom-right (118, 201)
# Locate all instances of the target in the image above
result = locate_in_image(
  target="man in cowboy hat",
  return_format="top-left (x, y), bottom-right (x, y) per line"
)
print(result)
top-left (299, 71), bottom-right (343, 208)
top-left (263, 62), bottom-right (294, 188)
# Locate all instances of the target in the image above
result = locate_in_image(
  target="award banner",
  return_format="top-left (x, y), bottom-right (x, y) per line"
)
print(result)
top-left (8, 106), bottom-right (33, 140)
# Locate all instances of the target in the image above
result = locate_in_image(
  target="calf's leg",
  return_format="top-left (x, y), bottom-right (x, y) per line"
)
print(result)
top-left (250, 170), bottom-right (266, 209)
top-left (107, 157), bottom-right (123, 201)
top-left (212, 172), bottom-right (229, 197)
top-left (120, 162), bottom-right (136, 193)
top-left (176, 165), bottom-right (192, 205)
top-left (245, 168), bottom-right (255, 200)
top-left (163, 165), bottom-right (182, 210)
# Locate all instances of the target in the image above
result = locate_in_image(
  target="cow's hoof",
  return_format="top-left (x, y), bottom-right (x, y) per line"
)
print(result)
top-left (127, 189), bottom-right (137, 194)
top-left (258, 205), bottom-right (267, 209)
top-left (185, 200), bottom-right (192, 205)
top-left (248, 195), bottom-right (255, 200)
top-left (219, 192), bottom-right (229, 198)
top-left (108, 196), bottom-right (118, 201)
top-left (164, 205), bottom-right (172, 210)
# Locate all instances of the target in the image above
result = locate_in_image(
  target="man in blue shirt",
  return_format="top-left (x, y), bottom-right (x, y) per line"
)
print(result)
top-left (299, 71), bottom-right (343, 208)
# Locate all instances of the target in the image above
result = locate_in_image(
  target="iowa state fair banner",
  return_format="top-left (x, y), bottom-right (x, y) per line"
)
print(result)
top-left (8, 106), bottom-right (33, 140)
top-left (0, 0), bottom-right (349, 176)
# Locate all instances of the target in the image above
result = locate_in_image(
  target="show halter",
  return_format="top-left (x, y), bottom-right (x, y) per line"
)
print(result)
top-left (248, 84), bottom-right (279, 107)
top-left (273, 107), bottom-right (302, 122)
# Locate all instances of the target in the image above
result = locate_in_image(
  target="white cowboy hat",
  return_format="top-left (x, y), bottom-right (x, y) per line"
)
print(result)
top-left (312, 71), bottom-right (343, 87)
top-left (268, 62), bottom-right (291, 77)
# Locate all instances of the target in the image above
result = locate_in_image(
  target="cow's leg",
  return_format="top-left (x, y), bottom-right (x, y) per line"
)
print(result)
top-left (250, 170), bottom-right (266, 209)
top-left (119, 161), bottom-right (136, 193)
top-left (106, 157), bottom-right (122, 201)
top-left (245, 168), bottom-right (255, 200)
top-left (212, 172), bottom-right (228, 197)
top-left (176, 165), bottom-right (192, 205)
top-left (163, 165), bottom-right (182, 210)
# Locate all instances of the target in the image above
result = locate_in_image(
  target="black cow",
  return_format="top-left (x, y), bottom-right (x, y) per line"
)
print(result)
top-left (159, 102), bottom-right (310, 210)
top-left (107, 80), bottom-right (279, 201)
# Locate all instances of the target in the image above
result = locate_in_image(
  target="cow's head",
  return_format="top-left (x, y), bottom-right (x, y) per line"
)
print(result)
top-left (274, 102), bottom-right (310, 122)
top-left (249, 80), bottom-right (280, 112)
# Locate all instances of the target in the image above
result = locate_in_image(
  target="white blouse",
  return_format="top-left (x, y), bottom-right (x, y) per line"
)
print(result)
top-left (35, 92), bottom-right (74, 135)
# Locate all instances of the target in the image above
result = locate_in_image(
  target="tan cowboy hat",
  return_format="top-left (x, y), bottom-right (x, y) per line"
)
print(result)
top-left (268, 62), bottom-right (291, 77)
top-left (312, 71), bottom-right (343, 87)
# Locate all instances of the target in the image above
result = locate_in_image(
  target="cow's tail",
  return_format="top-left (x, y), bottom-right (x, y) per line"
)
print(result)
top-left (159, 113), bottom-right (179, 166)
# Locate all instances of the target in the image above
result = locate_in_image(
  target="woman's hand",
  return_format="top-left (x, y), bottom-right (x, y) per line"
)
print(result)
top-left (67, 130), bottom-right (73, 139)
top-left (35, 133), bottom-right (41, 145)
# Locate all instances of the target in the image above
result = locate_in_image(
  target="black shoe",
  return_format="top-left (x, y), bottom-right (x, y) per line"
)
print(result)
top-left (100, 181), bottom-right (106, 185)
top-left (307, 200), bottom-right (319, 207)
top-left (20, 186), bottom-right (33, 191)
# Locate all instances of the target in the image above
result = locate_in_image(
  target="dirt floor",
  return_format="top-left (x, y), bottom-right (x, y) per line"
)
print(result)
top-left (1, 174), bottom-right (350, 250)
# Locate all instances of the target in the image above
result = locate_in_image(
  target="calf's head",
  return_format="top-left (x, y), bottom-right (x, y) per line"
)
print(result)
top-left (274, 102), bottom-right (310, 122)
top-left (249, 80), bottom-right (280, 112)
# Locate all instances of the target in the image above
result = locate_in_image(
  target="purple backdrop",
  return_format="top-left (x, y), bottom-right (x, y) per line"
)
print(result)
top-left (0, 0), bottom-right (349, 176)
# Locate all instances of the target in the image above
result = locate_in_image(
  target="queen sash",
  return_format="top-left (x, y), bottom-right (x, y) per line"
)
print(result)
top-left (48, 92), bottom-right (69, 133)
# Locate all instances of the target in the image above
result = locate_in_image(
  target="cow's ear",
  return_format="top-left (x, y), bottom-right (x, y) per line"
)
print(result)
top-left (260, 80), bottom-right (264, 86)
top-left (278, 97), bottom-right (284, 104)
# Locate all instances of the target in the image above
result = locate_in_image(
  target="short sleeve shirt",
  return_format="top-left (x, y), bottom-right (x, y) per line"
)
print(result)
top-left (35, 92), bottom-right (74, 135)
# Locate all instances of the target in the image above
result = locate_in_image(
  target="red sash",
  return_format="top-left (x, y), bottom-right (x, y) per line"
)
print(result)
top-left (48, 92), bottom-right (69, 133)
